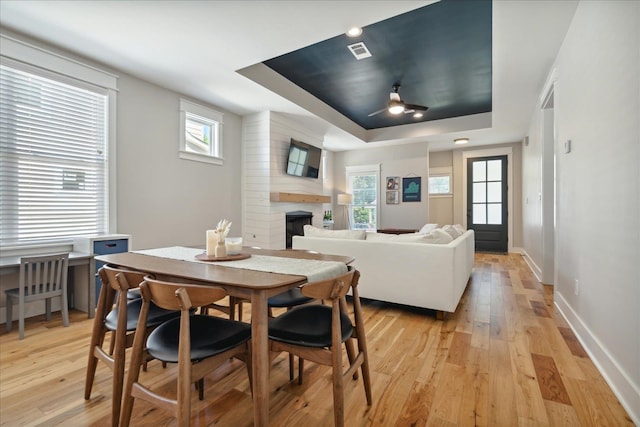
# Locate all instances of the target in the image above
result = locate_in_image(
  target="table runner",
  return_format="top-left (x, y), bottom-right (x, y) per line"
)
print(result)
top-left (133, 246), bottom-right (347, 283)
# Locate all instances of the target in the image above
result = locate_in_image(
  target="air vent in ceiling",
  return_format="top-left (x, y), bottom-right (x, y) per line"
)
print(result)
top-left (347, 42), bottom-right (372, 60)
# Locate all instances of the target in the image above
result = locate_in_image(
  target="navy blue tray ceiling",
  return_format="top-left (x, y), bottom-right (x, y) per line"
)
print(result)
top-left (263, 0), bottom-right (492, 130)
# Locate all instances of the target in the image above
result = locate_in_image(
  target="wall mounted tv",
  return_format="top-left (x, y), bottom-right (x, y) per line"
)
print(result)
top-left (285, 138), bottom-right (322, 179)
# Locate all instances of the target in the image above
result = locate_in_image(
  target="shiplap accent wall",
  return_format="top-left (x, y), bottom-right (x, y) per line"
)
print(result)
top-left (242, 111), bottom-right (327, 249)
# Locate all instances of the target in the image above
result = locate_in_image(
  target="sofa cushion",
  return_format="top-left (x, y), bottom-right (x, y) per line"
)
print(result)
top-left (418, 223), bottom-right (439, 234)
top-left (392, 229), bottom-right (453, 244)
top-left (303, 225), bottom-right (366, 240)
top-left (365, 232), bottom-right (397, 241)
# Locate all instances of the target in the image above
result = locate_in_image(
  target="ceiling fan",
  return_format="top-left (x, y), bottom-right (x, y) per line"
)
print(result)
top-left (368, 84), bottom-right (428, 117)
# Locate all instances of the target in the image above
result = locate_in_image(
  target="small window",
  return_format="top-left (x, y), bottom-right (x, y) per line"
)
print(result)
top-left (428, 167), bottom-right (453, 196)
top-left (179, 99), bottom-right (223, 165)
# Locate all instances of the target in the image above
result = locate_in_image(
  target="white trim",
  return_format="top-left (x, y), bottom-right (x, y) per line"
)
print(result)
top-left (462, 146), bottom-right (514, 252)
top-left (179, 98), bottom-right (224, 165)
top-left (345, 164), bottom-right (381, 230)
top-left (521, 250), bottom-right (543, 282)
top-left (0, 33), bottom-right (118, 90)
top-left (555, 293), bottom-right (640, 426)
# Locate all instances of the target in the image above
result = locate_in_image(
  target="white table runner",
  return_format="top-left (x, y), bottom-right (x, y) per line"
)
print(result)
top-left (133, 246), bottom-right (347, 283)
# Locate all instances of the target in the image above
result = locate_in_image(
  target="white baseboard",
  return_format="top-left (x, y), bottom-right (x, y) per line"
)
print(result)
top-left (521, 249), bottom-right (542, 282)
top-left (555, 292), bottom-right (640, 426)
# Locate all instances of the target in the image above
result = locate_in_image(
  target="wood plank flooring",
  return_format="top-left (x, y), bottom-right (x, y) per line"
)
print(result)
top-left (0, 253), bottom-right (634, 426)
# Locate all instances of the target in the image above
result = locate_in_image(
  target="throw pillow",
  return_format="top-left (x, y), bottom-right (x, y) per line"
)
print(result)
top-left (303, 225), bottom-right (366, 240)
top-left (418, 223), bottom-right (439, 234)
top-left (442, 224), bottom-right (463, 240)
top-left (453, 224), bottom-right (466, 234)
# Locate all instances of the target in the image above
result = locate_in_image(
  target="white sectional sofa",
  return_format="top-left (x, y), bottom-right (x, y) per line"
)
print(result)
top-left (292, 226), bottom-right (474, 314)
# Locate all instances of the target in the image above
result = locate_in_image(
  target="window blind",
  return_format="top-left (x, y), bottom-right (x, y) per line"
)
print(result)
top-left (0, 63), bottom-right (108, 247)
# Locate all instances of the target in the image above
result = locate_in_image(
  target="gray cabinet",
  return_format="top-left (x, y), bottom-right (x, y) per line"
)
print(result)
top-left (74, 234), bottom-right (131, 317)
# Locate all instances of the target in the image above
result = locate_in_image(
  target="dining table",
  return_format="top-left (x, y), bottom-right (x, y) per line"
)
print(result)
top-left (94, 246), bottom-right (354, 427)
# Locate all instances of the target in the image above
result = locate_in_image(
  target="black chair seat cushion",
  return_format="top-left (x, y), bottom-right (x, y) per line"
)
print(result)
top-left (268, 304), bottom-right (353, 348)
top-left (146, 315), bottom-right (251, 363)
top-left (105, 299), bottom-right (180, 331)
top-left (268, 287), bottom-right (314, 308)
top-left (126, 288), bottom-right (142, 300)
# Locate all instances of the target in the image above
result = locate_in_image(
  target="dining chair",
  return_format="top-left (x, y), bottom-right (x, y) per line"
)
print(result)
top-left (119, 276), bottom-right (252, 427)
top-left (268, 267), bottom-right (372, 427)
top-left (5, 252), bottom-right (69, 340)
top-left (84, 265), bottom-right (181, 427)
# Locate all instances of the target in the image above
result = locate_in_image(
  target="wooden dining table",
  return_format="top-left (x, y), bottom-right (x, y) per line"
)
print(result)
top-left (94, 247), bottom-right (354, 427)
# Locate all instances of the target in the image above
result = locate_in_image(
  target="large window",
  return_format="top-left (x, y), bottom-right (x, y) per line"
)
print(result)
top-left (179, 99), bottom-right (223, 165)
top-left (346, 165), bottom-right (379, 230)
top-left (0, 58), bottom-right (111, 247)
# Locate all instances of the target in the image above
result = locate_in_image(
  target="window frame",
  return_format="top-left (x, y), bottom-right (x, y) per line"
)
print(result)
top-left (179, 99), bottom-right (224, 165)
top-left (0, 36), bottom-right (117, 250)
top-left (428, 167), bottom-right (453, 198)
top-left (345, 164), bottom-right (380, 231)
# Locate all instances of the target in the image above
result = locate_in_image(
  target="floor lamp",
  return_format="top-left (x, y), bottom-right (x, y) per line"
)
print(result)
top-left (337, 193), bottom-right (353, 230)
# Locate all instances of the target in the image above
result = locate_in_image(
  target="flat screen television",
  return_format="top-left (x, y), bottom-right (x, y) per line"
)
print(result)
top-left (285, 138), bottom-right (322, 179)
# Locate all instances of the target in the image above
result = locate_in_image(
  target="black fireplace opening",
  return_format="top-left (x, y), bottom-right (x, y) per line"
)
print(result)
top-left (286, 211), bottom-right (313, 248)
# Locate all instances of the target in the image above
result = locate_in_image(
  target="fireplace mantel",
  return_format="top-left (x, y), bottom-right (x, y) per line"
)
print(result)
top-left (270, 192), bottom-right (331, 204)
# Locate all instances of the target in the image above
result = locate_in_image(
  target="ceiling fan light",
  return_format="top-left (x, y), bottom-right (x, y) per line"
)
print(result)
top-left (413, 112), bottom-right (423, 118)
top-left (388, 101), bottom-right (404, 115)
top-left (454, 138), bottom-right (470, 145)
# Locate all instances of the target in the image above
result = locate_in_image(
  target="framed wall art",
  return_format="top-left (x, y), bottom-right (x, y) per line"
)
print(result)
top-left (402, 177), bottom-right (421, 202)
top-left (386, 190), bottom-right (399, 204)
top-left (386, 176), bottom-right (399, 190)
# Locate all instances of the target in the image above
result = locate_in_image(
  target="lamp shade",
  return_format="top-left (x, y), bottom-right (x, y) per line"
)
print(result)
top-left (337, 193), bottom-right (353, 205)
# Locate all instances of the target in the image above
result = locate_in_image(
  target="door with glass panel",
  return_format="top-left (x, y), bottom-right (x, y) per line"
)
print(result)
top-left (467, 156), bottom-right (508, 252)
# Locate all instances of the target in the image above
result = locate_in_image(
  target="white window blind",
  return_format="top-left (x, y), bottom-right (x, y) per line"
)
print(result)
top-left (0, 63), bottom-right (108, 247)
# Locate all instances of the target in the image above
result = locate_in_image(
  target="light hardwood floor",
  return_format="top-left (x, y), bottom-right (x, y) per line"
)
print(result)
top-left (0, 253), bottom-right (634, 426)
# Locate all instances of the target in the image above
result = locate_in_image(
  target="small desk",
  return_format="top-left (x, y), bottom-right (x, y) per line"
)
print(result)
top-left (0, 251), bottom-right (93, 316)
top-left (95, 247), bottom-right (354, 427)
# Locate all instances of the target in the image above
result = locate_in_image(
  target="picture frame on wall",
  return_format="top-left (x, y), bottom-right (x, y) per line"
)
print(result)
top-left (386, 190), bottom-right (399, 204)
top-left (402, 177), bottom-right (421, 202)
top-left (386, 176), bottom-right (399, 190)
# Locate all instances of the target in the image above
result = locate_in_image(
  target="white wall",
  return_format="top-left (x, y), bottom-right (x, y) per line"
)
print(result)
top-left (116, 76), bottom-right (243, 250)
top-left (522, 1), bottom-right (640, 421)
top-left (334, 143), bottom-right (430, 230)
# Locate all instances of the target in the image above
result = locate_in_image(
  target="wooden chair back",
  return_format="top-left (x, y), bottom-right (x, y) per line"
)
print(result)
top-left (298, 268), bottom-right (354, 301)
top-left (140, 277), bottom-right (227, 311)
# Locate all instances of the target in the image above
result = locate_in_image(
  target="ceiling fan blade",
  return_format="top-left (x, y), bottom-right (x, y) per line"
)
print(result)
top-left (368, 107), bottom-right (388, 117)
top-left (404, 103), bottom-right (428, 111)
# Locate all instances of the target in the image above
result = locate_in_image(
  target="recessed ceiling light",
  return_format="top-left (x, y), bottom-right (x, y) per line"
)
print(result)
top-left (454, 138), bottom-right (470, 145)
top-left (346, 27), bottom-right (363, 37)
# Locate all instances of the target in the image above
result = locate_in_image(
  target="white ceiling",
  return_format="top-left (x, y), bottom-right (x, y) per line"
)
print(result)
top-left (0, 0), bottom-right (578, 152)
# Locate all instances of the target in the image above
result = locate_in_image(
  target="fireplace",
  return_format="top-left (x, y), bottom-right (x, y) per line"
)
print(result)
top-left (285, 211), bottom-right (313, 248)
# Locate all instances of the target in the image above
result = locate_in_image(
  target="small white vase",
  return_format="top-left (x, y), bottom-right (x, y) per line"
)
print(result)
top-left (215, 240), bottom-right (227, 258)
